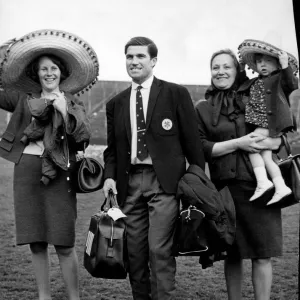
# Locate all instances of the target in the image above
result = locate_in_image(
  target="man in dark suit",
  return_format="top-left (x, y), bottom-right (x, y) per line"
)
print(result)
top-left (103, 36), bottom-right (205, 300)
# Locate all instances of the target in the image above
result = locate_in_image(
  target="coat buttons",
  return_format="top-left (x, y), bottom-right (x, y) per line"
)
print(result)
top-left (266, 89), bottom-right (272, 94)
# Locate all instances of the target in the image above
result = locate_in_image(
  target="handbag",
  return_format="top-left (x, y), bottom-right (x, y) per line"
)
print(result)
top-left (266, 134), bottom-right (300, 209)
top-left (73, 144), bottom-right (104, 193)
top-left (173, 205), bottom-right (208, 256)
top-left (173, 183), bottom-right (235, 257)
top-left (83, 192), bottom-right (128, 279)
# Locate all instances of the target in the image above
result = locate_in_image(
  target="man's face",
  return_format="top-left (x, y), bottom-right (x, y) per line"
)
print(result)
top-left (126, 45), bottom-right (157, 84)
top-left (256, 54), bottom-right (279, 76)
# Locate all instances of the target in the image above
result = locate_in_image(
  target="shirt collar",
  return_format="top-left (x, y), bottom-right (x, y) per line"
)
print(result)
top-left (132, 75), bottom-right (154, 90)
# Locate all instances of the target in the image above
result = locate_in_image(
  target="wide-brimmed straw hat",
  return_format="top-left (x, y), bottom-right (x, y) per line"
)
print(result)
top-left (238, 39), bottom-right (298, 75)
top-left (0, 29), bottom-right (99, 95)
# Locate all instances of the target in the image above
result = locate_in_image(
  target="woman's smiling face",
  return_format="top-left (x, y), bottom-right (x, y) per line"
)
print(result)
top-left (211, 53), bottom-right (237, 90)
top-left (38, 56), bottom-right (61, 93)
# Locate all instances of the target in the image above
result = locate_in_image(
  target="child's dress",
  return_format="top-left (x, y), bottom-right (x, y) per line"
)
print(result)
top-left (245, 79), bottom-right (268, 129)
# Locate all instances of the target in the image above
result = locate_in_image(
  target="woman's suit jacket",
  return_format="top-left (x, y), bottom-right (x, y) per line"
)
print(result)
top-left (0, 90), bottom-right (90, 164)
top-left (104, 77), bottom-right (205, 206)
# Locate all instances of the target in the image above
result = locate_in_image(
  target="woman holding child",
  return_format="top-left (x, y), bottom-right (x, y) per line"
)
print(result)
top-left (195, 43), bottom-right (298, 300)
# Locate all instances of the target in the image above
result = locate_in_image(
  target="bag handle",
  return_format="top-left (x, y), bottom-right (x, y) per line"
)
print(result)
top-left (276, 134), bottom-right (293, 161)
top-left (83, 142), bottom-right (87, 153)
top-left (100, 190), bottom-right (119, 212)
top-left (108, 190), bottom-right (119, 208)
top-left (281, 134), bottom-right (292, 156)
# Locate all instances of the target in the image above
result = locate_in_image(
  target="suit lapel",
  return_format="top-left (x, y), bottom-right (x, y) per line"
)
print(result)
top-left (146, 77), bottom-right (161, 129)
top-left (122, 87), bottom-right (132, 143)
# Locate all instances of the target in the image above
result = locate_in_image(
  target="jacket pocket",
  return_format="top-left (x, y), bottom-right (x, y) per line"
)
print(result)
top-left (0, 131), bottom-right (15, 151)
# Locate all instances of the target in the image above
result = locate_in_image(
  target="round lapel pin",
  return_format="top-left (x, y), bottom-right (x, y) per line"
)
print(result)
top-left (162, 118), bottom-right (173, 130)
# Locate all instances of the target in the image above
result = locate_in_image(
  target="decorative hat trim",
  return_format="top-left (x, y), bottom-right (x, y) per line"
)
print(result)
top-left (0, 29), bottom-right (99, 96)
top-left (238, 39), bottom-right (298, 75)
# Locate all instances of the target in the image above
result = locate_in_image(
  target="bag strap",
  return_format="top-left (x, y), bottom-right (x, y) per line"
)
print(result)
top-left (100, 190), bottom-right (119, 212)
top-left (80, 142), bottom-right (97, 173)
top-left (276, 134), bottom-right (293, 161)
top-left (281, 134), bottom-right (292, 156)
top-left (108, 191), bottom-right (119, 208)
top-left (100, 196), bottom-right (110, 212)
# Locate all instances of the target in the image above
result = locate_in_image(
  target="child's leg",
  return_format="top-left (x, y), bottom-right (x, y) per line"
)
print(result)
top-left (249, 152), bottom-right (274, 201)
top-left (248, 127), bottom-right (273, 201)
top-left (261, 150), bottom-right (291, 205)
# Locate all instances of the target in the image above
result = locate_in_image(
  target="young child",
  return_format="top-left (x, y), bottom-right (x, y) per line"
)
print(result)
top-left (238, 39), bottom-right (299, 205)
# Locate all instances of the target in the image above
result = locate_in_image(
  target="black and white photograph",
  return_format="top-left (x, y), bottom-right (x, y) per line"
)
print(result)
top-left (0, 0), bottom-right (299, 299)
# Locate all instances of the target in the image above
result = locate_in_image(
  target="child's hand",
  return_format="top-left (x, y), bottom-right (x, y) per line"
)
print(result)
top-left (278, 51), bottom-right (289, 69)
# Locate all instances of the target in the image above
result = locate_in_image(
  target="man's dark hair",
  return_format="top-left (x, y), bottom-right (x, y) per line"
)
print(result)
top-left (124, 37), bottom-right (158, 59)
top-left (26, 54), bottom-right (69, 84)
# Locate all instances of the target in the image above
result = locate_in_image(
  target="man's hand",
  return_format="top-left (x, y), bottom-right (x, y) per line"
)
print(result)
top-left (278, 51), bottom-right (289, 69)
top-left (103, 178), bottom-right (117, 198)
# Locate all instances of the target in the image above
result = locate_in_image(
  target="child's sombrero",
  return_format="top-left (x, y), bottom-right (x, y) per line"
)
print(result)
top-left (238, 39), bottom-right (298, 75)
top-left (0, 29), bottom-right (99, 96)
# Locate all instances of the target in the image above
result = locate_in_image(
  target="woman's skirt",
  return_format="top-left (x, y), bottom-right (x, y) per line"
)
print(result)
top-left (219, 179), bottom-right (282, 259)
top-left (13, 154), bottom-right (77, 246)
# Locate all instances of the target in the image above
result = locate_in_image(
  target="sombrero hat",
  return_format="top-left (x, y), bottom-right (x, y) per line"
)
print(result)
top-left (0, 29), bottom-right (99, 95)
top-left (238, 39), bottom-right (298, 75)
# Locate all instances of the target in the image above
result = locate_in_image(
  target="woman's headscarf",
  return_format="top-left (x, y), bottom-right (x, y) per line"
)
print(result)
top-left (205, 70), bottom-right (247, 126)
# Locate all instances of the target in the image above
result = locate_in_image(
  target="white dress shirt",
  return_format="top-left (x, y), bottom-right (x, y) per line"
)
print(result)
top-left (130, 75), bottom-right (154, 165)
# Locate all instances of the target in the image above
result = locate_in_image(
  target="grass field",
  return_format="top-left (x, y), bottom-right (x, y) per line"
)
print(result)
top-left (0, 156), bottom-right (299, 300)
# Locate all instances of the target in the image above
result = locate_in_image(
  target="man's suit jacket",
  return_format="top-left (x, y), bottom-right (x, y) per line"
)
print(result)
top-left (104, 77), bottom-right (205, 205)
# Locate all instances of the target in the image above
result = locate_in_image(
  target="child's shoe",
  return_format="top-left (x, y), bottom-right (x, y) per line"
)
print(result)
top-left (250, 180), bottom-right (274, 201)
top-left (266, 186), bottom-right (292, 205)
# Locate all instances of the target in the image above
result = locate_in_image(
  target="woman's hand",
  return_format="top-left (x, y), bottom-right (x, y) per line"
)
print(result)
top-left (212, 132), bottom-right (267, 157)
top-left (52, 92), bottom-right (67, 118)
top-left (237, 132), bottom-right (268, 153)
top-left (256, 136), bottom-right (282, 151)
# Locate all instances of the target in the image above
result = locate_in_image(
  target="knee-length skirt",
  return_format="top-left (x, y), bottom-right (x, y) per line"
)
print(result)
top-left (218, 180), bottom-right (282, 259)
top-left (13, 154), bottom-right (77, 246)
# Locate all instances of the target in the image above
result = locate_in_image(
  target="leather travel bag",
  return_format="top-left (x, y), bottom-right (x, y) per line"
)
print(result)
top-left (83, 192), bottom-right (128, 279)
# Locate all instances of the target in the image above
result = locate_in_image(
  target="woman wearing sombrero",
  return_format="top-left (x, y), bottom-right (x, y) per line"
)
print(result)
top-left (238, 39), bottom-right (298, 205)
top-left (0, 29), bottom-right (99, 300)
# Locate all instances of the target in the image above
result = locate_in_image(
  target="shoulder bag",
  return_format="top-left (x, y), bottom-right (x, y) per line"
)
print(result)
top-left (267, 134), bottom-right (300, 209)
top-left (73, 144), bottom-right (104, 193)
